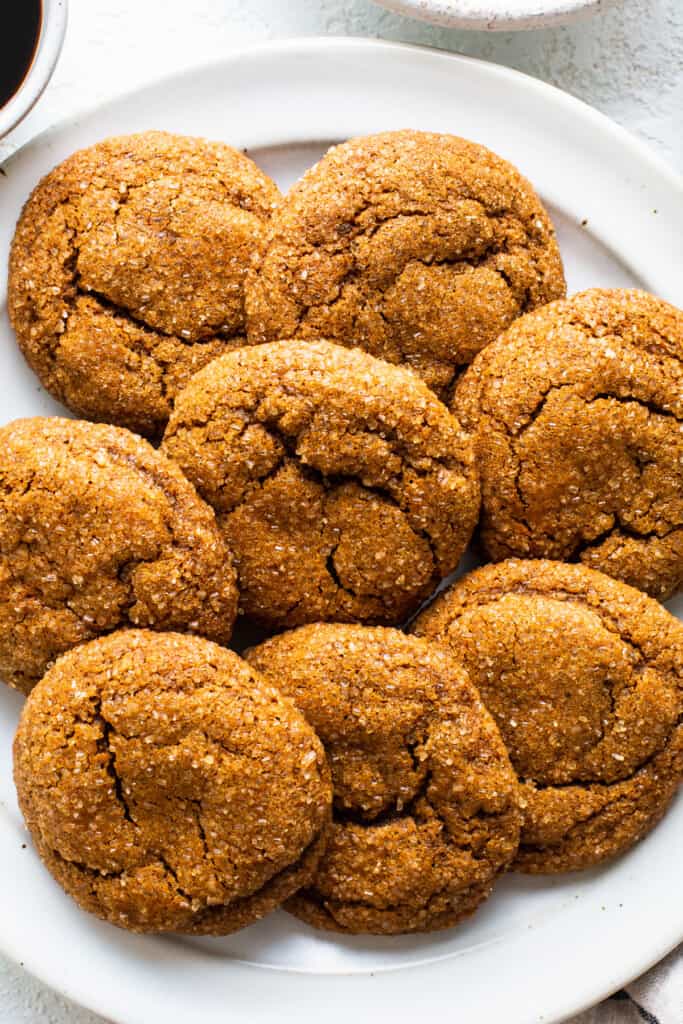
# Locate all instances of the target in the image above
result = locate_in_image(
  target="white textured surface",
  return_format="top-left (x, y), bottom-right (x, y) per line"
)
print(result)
top-left (0, 2), bottom-right (681, 1022)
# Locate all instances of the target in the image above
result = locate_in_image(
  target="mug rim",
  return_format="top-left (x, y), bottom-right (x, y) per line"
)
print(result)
top-left (0, 0), bottom-right (68, 140)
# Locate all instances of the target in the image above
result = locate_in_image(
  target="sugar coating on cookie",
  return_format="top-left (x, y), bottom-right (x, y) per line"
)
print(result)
top-left (246, 624), bottom-right (520, 933)
top-left (8, 131), bottom-right (280, 437)
top-left (14, 630), bottom-right (332, 934)
top-left (0, 417), bottom-right (238, 694)
top-left (246, 130), bottom-right (565, 396)
top-left (455, 288), bottom-right (683, 599)
top-left (162, 339), bottom-right (480, 630)
top-left (413, 559), bottom-right (683, 873)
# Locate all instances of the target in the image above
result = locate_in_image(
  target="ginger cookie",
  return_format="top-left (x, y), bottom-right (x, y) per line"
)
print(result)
top-left (0, 417), bottom-right (238, 694)
top-left (161, 340), bottom-right (480, 631)
top-left (14, 630), bottom-right (332, 934)
top-left (246, 624), bottom-right (520, 933)
top-left (8, 131), bottom-right (280, 438)
top-left (245, 130), bottom-right (565, 396)
top-left (413, 559), bottom-right (683, 873)
top-left (454, 288), bottom-right (683, 599)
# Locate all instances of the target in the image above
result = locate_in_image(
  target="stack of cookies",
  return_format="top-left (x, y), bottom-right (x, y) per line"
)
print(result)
top-left (3, 129), bottom-right (683, 937)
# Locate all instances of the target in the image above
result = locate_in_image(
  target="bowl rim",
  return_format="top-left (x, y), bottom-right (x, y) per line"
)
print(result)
top-left (371, 0), bottom-right (615, 31)
top-left (0, 0), bottom-right (68, 139)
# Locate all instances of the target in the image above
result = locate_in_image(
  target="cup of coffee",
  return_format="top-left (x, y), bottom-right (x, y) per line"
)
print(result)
top-left (0, 0), bottom-right (68, 139)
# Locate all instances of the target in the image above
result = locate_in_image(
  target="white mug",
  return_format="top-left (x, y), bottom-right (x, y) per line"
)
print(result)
top-left (0, 0), bottom-right (68, 139)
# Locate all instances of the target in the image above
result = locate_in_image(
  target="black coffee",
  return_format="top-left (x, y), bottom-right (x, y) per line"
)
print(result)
top-left (1, 1), bottom-right (42, 109)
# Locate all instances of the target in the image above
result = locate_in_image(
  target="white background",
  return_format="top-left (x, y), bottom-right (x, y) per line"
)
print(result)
top-left (1, 0), bottom-right (681, 1021)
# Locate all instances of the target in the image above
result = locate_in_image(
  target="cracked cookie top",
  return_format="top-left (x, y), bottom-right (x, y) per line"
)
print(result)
top-left (13, 629), bottom-right (332, 934)
top-left (245, 130), bottom-right (565, 396)
top-left (246, 624), bottom-right (520, 933)
top-left (8, 131), bottom-right (280, 438)
top-left (454, 288), bottom-right (683, 599)
top-left (161, 339), bottom-right (480, 630)
top-left (0, 417), bottom-right (238, 694)
top-left (412, 559), bottom-right (683, 872)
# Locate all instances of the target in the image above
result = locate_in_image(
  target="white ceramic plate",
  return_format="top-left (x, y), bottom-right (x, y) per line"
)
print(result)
top-left (371, 0), bottom-right (616, 31)
top-left (0, 36), bottom-right (682, 1024)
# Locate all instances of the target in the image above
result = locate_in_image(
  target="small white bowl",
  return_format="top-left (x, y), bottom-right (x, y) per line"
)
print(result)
top-left (371, 0), bottom-right (616, 30)
top-left (0, 0), bottom-right (68, 139)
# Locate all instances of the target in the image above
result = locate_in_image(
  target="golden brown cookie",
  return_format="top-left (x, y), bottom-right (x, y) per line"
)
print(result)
top-left (413, 559), bottom-right (683, 873)
top-left (0, 417), bottom-right (238, 694)
top-left (246, 624), bottom-right (520, 933)
top-left (14, 630), bottom-right (332, 934)
top-left (454, 288), bottom-right (683, 599)
top-left (8, 131), bottom-right (280, 438)
top-left (245, 130), bottom-right (565, 396)
top-left (162, 339), bottom-right (480, 631)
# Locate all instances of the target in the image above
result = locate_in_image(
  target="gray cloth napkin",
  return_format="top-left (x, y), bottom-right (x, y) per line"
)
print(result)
top-left (571, 947), bottom-right (683, 1024)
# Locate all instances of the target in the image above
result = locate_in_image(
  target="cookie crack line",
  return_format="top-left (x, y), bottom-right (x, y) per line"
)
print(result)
top-left (76, 284), bottom-right (241, 346)
top-left (589, 391), bottom-right (682, 423)
top-left (524, 713), bottom-right (682, 794)
top-left (518, 721), bottom-right (683, 857)
top-left (35, 706), bottom-right (328, 913)
top-left (306, 875), bottom-right (485, 912)
top-left (253, 155), bottom-right (558, 373)
top-left (324, 543), bottom-right (357, 599)
top-left (18, 163), bottom-right (270, 397)
top-left (291, 873), bottom-right (493, 926)
top-left (430, 583), bottom-right (673, 672)
top-left (172, 374), bottom-right (470, 486)
top-left (223, 403), bottom-right (458, 544)
top-left (92, 439), bottom-right (235, 570)
top-left (188, 387), bottom-right (462, 614)
top-left (573, 520), bottom-right (683, 561)
top-left (186, 826), bottom-right (328, 929)
top-left (282, 246), bottom-right (539, 375)
top-left (332, 735), bottom-right (430, 829)
top-left (83, 715), bottom-right (301, 769)
top-left (258, 388), bottom-right (471, 479)
top-left (251, 454), bottom-right (440, 603)
top-left (190, 798), bottom-right (219, 879)
top-left (326, 737), bottom-right (508, 866)
top-left (177, 826), bottom-right (328, 929)
top-left (554, 308), bottom-right (683, 363)
top-left (48, 844), bottom-right (127, 883)
top-left (273, 191), bottom-right (543, 292)
top-left (92, 698), bottom-right (136, 826)
top-left (272, 188), bottom-right (519, 260)
top-left (157, 854), bottom-right (195, 905)
top-left (487, 384), bottom-right (683, 543)
top-left (484, 381), bottom-right (682, 444)
top-left (0, 442), bottom-right (221, 650)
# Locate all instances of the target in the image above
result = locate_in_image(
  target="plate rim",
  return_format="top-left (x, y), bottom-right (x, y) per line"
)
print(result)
top-left (0, 35), bottom-right (682, 1024)
top-left (2, 36), bottom-right (681, 196)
